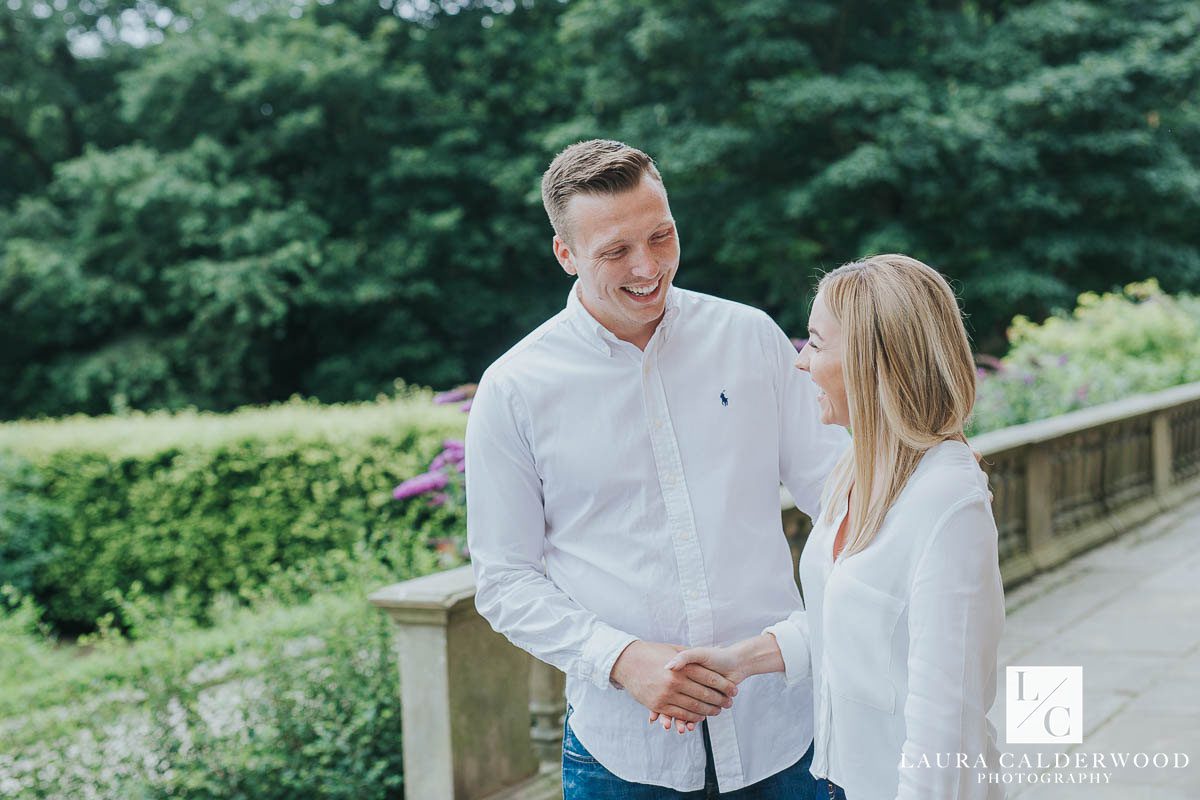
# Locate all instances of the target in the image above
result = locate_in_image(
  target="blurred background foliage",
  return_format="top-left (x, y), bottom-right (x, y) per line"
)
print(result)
top-left (970, 280), bottom-right (1200, 432)
top-left (3, 0), bottom-right (1199, 420)
top-left (0, 393), bottom-right (462, 798)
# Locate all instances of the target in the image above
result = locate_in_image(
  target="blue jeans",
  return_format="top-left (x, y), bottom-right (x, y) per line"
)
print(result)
top-left (562, 707), bottom-right (817, 799)
top-left (813, 778), bottom-right (846, 800)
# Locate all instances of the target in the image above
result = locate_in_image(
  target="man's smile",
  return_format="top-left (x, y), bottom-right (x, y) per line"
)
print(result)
top-left (620, 277), bottom-right (663, 302)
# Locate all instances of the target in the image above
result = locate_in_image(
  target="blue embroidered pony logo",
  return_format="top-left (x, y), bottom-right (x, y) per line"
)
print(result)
top-left (720, 391), bottom-right (729, 407)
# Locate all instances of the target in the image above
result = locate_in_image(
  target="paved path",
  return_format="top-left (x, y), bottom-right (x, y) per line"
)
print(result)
top-left (990, 493), bottom-right (1200, 798)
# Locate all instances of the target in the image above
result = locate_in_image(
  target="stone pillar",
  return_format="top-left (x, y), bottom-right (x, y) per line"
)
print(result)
top-left (370, 566), bottom-right (539, 800)
top-left (1151, 411), bottom-right (1174, 500)
top-left (1025, 444), bottom-right (1058, 569)
top-left (528, 659), bottom-right (566, 767)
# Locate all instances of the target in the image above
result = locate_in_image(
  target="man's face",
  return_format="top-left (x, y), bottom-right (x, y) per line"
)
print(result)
top-left (553, 175), bottom-right (680, 348)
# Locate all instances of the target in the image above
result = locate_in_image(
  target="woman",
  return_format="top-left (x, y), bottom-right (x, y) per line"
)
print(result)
top-left (663, 255), bottom-right (1005, 799)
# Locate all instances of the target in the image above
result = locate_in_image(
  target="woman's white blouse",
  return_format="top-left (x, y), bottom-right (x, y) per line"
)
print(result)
top-left (764, 440), bottom-right (1005, 800)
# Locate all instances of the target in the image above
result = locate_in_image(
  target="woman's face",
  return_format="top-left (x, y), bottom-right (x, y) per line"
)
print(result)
top-left (795, 291), bottom-right (851, 427)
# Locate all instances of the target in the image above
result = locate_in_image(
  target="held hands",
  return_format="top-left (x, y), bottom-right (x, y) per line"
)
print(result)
top-left (647, 634), bottom-right (785, 734)
top-left (648, 644), bottom-right (751, 734)
top-left (610, 641), bottom-right (739, 736)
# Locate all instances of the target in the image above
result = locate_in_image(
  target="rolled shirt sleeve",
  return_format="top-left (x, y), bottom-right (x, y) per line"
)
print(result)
top-left (762, 610), bottom-right (813, 686)
top-left (897, 494), bottom-right (1005, 800)
top-left (466, 371), bottom-right (637, 690)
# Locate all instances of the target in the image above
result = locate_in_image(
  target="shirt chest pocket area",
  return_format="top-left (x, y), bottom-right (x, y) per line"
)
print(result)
top-left (823, 572), bottom-right (906, 714)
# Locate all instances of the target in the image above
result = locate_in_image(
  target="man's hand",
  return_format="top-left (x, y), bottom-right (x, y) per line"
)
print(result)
top-left (611, 641), bottom-right (738, 735)
top-left (646, 644), bottom-right (751, 733)
top-left (649, 633), bottom-right (790, 733)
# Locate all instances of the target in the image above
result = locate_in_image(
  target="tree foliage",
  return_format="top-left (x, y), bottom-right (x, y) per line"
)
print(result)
top-left (2, 0), bottom-right (1199, 419)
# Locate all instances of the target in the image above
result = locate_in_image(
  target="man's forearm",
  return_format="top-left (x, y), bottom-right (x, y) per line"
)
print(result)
top-left (474, 562), bottom-right (637, 688)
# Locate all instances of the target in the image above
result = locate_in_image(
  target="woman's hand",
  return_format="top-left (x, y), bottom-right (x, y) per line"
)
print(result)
top-left (665, 645), bottom-right (750, 683)
top-left (647, 633), bottom-right (791, 732)
top-left (648, 644), bottom-right (753, 734)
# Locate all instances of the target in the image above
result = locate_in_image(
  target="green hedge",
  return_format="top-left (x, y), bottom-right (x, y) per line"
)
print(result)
top-left (0, 393), bottom-right (467, 636)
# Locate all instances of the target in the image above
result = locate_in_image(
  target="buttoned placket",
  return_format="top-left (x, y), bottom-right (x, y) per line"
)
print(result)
top-left (811, 497), bottom-right (849, 783)
top-left (630, 324), bottom-right (746, 790)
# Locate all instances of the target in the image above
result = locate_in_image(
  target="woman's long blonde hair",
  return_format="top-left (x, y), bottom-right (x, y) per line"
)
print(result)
top-left (818, 254), bottom-right (977, 557)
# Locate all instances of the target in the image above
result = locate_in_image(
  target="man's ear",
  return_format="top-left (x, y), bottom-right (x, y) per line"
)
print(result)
top-left (553, 234), bottom-right (577, 276)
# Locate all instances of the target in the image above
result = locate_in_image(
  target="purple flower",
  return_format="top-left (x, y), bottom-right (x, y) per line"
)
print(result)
top-left (791, 338), bottom-right (808, 352)
top-left (1075, 384), bottom-right (1090, 401)
top-left (429, 441), bottom-right (465, 471)
top-left (1022, 373), bottom-right (1036, 386)
top-left (393, 471), bottom-right (449, 500)
top-left (434, 388), bottom-right (469, 405)
top-left (1057, 354), bottom-right (1069, 367)
top-left (456, 460), bottom-right (465, 473)
top-left (427, 492), bottom-right (449, 508)
top-left (460, 400), bottom-right (473, 413)
top-left (976, 367), bottom-right (987, 378)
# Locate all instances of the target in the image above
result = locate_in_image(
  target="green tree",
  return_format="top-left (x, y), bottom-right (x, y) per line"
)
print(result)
top-left (2, 0), bottom-right (1199, 418)
top-left (551, 0), bottom-right (1200, 348)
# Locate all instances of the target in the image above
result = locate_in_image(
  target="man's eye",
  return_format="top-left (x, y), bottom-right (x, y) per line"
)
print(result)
top-left (604, 249), bottom-right (626, 259)
top-left (652, 232), bottom-right (672, 242)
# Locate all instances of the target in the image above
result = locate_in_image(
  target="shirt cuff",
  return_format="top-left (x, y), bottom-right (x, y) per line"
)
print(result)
top-left (763, 618), bottom-right (812, 685)
top-left (580, 624), bottom-right (639, 691)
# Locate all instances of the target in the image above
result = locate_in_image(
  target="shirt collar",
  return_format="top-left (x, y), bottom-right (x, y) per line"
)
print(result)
top-left (564, 281), bottom-right (682, 356)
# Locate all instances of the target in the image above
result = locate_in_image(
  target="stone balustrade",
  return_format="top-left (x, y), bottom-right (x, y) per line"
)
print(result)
top-left (370, 380), bottom-right (1200, 799)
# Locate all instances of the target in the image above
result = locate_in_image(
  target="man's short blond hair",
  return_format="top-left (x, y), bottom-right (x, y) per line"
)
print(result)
top-left (540, 139), bottom-right (664, 242)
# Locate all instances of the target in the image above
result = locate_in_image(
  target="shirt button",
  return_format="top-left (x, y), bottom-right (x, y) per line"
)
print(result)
top-left (686, 589), bottom-right (699, 600)
top-left (677, 530), bottom-right (691, 541)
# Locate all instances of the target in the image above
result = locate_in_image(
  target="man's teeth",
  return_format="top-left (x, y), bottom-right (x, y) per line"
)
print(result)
top-left (624, 281), bottom-right (658, 296)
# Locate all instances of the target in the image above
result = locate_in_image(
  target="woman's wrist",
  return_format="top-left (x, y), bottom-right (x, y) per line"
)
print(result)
top-left (731, 633), bottom-right (786, 678)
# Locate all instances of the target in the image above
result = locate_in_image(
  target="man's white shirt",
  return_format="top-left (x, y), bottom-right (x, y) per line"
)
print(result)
top-left (466, 283), bottom-right (847, 792)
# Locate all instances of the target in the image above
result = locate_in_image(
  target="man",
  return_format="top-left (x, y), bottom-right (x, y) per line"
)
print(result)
top-left (466, 140), bottom-right (848, 797)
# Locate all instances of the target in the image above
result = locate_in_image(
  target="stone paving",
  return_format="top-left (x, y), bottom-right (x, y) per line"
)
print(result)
top-left (989, 492), bottom-right (1200, 798)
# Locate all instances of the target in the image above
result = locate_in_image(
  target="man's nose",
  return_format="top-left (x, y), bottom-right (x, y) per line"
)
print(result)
top-left (629, 247), bottom-right (658, 278)
top-left (794, 350), bottom-right (810, 372)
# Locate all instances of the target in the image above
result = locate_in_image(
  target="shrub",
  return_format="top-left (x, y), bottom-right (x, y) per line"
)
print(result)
top-left (135, 601), bottom-right (404, 800)
top-left (971, 281), bottom-right (1200, 433)
top-left (0, 393), bottom-right (467, 636)
top-left (0, 592), bottom-right (404, 800)
top-left (0, 452), bottom-right (65, 599)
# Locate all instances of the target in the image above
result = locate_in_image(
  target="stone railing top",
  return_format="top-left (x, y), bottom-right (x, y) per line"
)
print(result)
top-left (970, 380), bottom-right (1200, 456)
top-left (368, 564), bottom-right (475, 623)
